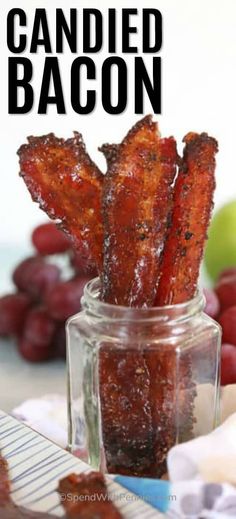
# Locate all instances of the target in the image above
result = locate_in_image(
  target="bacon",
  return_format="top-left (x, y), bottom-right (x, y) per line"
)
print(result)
top-left (146, 132), bottom-right (218, 473)
top-left (101, 115), bottom-right (178, 307)
top-left (99, 338), bottom-right (196, 478)
top-left (144, 344), bottom-right (197, 477)
top-left (99, 143), bottom-right (120, 168)
top-left (58, 472), bottom-right (123, 518)
top-left (99, 345), bottom-right (157, 476)
top-left (99, 116), bottom-right (178, 476)
top-left (17, 123), bottom-right (218, 482)
top-left (155, 132), bottom-right (218, 305)
top-left (99, 116), bottom-right (178, 475)
top-left (18, 133), bottom-right (104, 274)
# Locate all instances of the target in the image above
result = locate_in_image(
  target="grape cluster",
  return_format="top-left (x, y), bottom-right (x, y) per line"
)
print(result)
top-left (203, 267), bottom-right (236, 385)
top-left (0, 223), bottom-right (96, 362)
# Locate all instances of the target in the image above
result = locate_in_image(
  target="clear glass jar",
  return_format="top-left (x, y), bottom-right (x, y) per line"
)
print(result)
top-left (67, 278), bottom-right (221, 478)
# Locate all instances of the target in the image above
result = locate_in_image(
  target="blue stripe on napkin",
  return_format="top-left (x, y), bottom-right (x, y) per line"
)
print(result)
top-left (114, 475), bottom-right (171, 513)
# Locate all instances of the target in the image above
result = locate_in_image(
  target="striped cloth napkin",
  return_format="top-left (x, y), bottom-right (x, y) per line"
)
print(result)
top-left (12, 396), bottom-right (236, 518)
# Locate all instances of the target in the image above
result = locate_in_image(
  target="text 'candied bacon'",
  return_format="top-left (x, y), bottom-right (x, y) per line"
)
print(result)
top-left (155, 132), bottom-right (218, 305)
top-left (18, 133), bottom-right (104, 274)
top-left (101, 115), bottom-right (178, 306)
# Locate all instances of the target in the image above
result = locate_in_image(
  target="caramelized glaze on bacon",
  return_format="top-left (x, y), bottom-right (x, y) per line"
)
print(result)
top-left (18, 133), bottom-right (104, 274)
top-left (155, 132), bottom-right (218, 305)
top-left (99, 117), bottom-right (178, 475)
top-left (58, 472), bottom-right (123, 518)
top-left (17, 121), bottom-right (218, 482)
top-left (146, 132), bottom-right (218, 473)
top-left (102, 115), bottom-right (178, 306)
top-left (99, 344), bottom-right (156, 476)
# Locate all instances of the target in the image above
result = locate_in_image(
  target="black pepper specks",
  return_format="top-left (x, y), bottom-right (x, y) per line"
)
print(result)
top-left (185, 231), bottom-right (193, 240)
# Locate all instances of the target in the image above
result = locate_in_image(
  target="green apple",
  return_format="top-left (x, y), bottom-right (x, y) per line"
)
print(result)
top-left (204, 200), bottom-right (236, 281)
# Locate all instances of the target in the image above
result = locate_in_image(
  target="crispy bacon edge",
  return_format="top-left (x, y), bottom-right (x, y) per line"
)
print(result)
top-left (101, 115), bottom-right (178, 306)
top-left (58, 472), bottom-right (123, 518)
top-left (18, 132), bottom-right (104, 274)
top-left (155, 132), bottom-right (218, 305)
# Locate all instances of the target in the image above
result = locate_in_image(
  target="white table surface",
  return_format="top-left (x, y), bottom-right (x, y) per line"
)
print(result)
top-left (0, 338), bottom-right (66, 413)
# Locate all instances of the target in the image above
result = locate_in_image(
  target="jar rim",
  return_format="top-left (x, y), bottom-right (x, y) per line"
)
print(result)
top-left (81, 277), bottom-right (205, 323)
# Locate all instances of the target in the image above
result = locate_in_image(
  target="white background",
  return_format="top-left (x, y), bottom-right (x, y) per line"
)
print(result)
top-left (0, 0), bottom-right (236, 247)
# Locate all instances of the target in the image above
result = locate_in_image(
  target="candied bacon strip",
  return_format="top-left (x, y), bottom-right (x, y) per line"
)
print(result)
top-left (18, 133), bottom-right (104, 274)
top-left (99, 143), bottom-right (120, 168)
top-left (155, 132), bottom-right (218, 305)
top-left (148, 132), bottom-right (218, 473)
top-left (99, 335), bottom-right (196, 479)
top-left (101, 115), bottom-right (178, 307)
top-left (99, 116), bottom-right (178, 476)
top-left (99, 344), bottom-right (156, 476)
top-left (58, 472), bottom-right (123, 518)
top-left (144, 343), bottom-right (197, 477)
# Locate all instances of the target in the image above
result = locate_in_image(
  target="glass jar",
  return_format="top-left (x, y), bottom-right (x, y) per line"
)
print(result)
top-left (67, 278), bottom-right (221, 478)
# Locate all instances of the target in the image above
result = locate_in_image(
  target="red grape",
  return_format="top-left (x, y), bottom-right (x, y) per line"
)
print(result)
top-left (18, 337), bottom-right (53, 363)
top-left (221, 343), bottom-right (236, 385)
top-left (32, 222), bottom-right (71, 255)
top-left (215, 278), bottom-right (236, 312)
top-left (52, 325), bottom-right (66, 359)
top-left (203, 288), bottom-right (220, 319)
top-left (23, 307), bottom-right (56, 346)
top-left (13, 256), bottom-right (60, 299)
top-left (13, 256), bottom-right (42, 287)
top-left (45, 278), bottom-right (90, 321)
top-left (218, 306), bottom-right (236, 345)
top-left (70, 250), bottom-right (98, 277)
top-left (218, 267), bottom-right (236, 283)
top-left (0, 293), bottom-right (31, 336)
